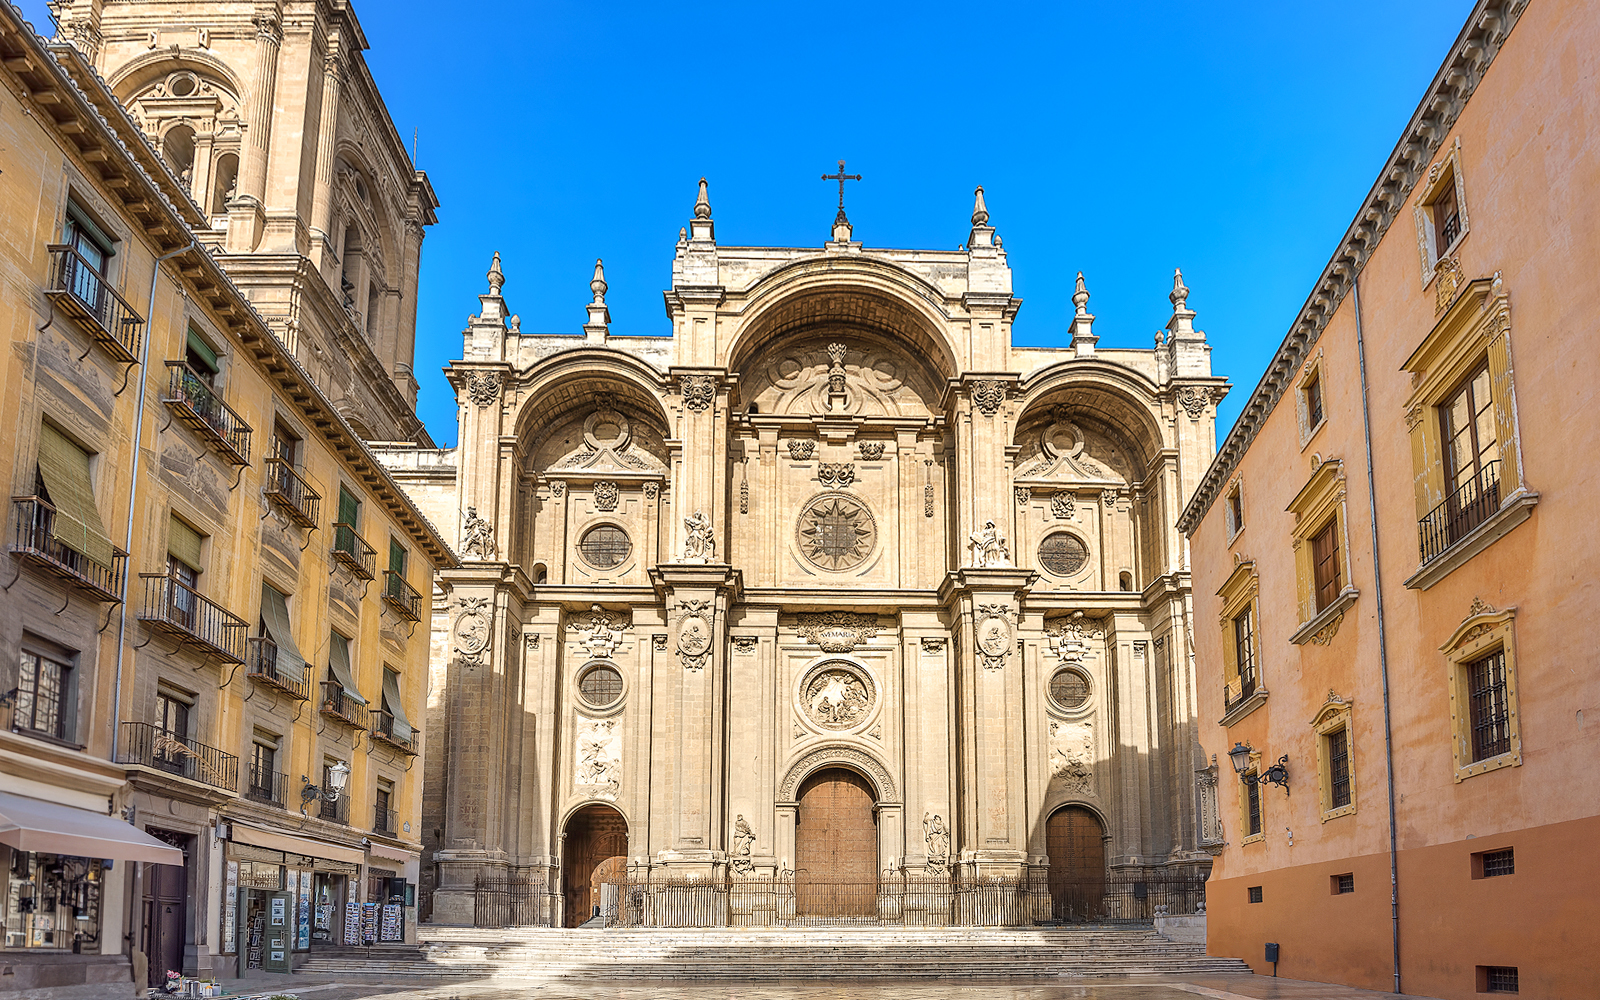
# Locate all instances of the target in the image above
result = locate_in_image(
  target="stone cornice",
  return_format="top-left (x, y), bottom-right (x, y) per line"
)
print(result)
top-left (1178, 0), bottom-right (1528, 536)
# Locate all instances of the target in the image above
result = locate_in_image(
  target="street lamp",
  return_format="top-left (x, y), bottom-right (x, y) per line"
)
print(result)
top-left (299, 760), bottom-right (351, 815)
top-left (1228, 741), bottom-right (1290, 795)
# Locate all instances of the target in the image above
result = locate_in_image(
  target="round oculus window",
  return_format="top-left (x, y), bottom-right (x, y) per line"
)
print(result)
top-left (796, 494), bottom-right (877, 571)
top-left (1039, 532), bottom-right (1089, 576)
top-left (577, 665), bottom-right (623, 708)
top-left (578, 525), bottom-right (632, 569)
top-left (1049, 669), bottom-right (1090, 709)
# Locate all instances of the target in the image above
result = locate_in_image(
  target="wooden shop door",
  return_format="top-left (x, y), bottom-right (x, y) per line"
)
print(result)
top-left (795, 768), bottom-right (877, 916)
top-left (142, 861), bottom-right (186, 987)
top-left (1046, 805), bottom-right (1106, 921)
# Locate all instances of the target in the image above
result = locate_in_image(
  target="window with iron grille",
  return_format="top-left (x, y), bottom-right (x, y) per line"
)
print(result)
top-left (1246, 778), bottom-right (1261, 837)
top-left (1433, 180), bottom-right (1462, 257)
top-left (1482, 848), bottom-right (1514, 878)
top-left (1334, 873), bottom-right (1354, 894)
top-left (1467, 649), bottom-right (1511, 761)
top-left (1038, 533), bottom-right (1088, 576)
top-left (1481, 966), bottom-right (1517, 994)
top-left (578, 665), bottom-right (624, 708)
top-left (1233, 607), bottom-right (1257, 696)
top-left (1311, 518), bottom-right (1341, 612)
top-left (1049, 669), bottom-right (1089, 710)
top-left (14, 645), bottom-right (71, 741)
top-left (578, 525), bottom-right (631, 569)
top-left (1327, 726), bottom-right (1351, 809)
top-left (1304, 371), bottom-right (1324, 430)
top-left (1247, 886), bottom-right (1263, 904)
top-left (1227, 486), bottom-right (1244, 535)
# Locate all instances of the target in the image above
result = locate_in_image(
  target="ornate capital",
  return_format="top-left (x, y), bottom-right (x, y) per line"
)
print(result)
top-left (464, 370), bottom-right (502, 408)
top-left (971, 379), bottom-right (1006, 417)
top-left (678, 374), bottom-right (716, 413)
top-left (1176, 385), bottom-right (1208, 419)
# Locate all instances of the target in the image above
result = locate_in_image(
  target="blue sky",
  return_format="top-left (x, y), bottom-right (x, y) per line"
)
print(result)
top-left (20, 1), bottom-right (1477, 447)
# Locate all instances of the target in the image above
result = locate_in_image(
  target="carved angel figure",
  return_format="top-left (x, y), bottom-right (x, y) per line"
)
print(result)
top-left (968, 519), bottom-right (1011, 568)
top-left (683, 511), bottom-right (715, 563)
top-left (461, 506), bottom-right (497, 560)
top-left (808, 671), bottom-right (869, 726)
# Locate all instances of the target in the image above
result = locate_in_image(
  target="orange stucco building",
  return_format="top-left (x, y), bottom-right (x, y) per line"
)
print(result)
top-left (1180, 1), bottom-right (1599, 997)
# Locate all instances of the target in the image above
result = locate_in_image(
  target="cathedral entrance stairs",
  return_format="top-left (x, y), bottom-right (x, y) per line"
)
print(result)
top-left (294, 925), bottom-right (1250, 980)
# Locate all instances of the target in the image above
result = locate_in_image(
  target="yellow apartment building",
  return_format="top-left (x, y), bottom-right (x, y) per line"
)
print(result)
top-left (1181, 1), bottom-right (1598, 997)
top-left (0, 5), bottom-right (454, 994)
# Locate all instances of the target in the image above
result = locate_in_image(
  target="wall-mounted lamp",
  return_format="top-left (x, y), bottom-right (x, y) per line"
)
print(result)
top-left (299, 760), bottom-right (350, 815)
top-left (1228, 741), bottom-right (1290, 795)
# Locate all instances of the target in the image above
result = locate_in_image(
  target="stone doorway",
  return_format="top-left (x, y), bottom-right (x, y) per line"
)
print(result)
top-left (562, 804), bottom-right (627, 927)
top-left (795, 768), bottom-right (877, 916)
top-left (1046, 805), bottom-right (1106, 921)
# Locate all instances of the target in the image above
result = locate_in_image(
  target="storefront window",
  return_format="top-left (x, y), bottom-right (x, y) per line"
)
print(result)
top-left (2, 850), bottom-right (103, 950)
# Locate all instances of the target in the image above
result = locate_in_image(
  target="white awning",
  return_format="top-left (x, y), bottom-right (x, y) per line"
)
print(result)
top-left (368, 840), bottom-right (418, 865)
top-left (231, 823), bottom-right (365, 866)
top-left (0, 791), bottom-right (184, 866)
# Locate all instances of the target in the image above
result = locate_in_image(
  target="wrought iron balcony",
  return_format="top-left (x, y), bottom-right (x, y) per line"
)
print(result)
top-left (161, 362), bottom-right (251, 466)
top-left (1224, 662), bottom-right (1260, 714)
top-left (1419, 460), bottom-right (1501, 564)
top-left (245, 766), bottom-right (289, 808)
top-left (373, 806), bottom-right (398, 836)
top-left (262, 457), bottom-right (320, 527)
top-left (331, 523), bottom-right (376, 579)
top-left (246, 638), bottom-right (310, 700)
top-left (137, 572), bottom-right (248, 664)
top-left (382, 569), bottom-right (421, 621)
top-left (318, 789), bottom-right (350, 825)
top-left (372, 710), bottom-right (417, 755)
top-left (44, 244), bottom-right (144, 364)
top-left (320, 680), bottom-right (369, 730)
top-left (9, 496), bottom-right (126, 604)
top-left (118, 721), bottom-right (238, 792)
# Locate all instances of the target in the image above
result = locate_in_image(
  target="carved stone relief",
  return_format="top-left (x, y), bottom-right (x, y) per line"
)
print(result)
top-left (574, 715), bottom-right (621, 798)
top-left (971, 379), bottom-right (1006, 416)
top-left (794, 612), bottom-right (880, 653)
top-left (975, 604), bottom-right (1015, 670)
top-left (465, 370), bottom-right (503, 408)
top-left (787, 439), bottom-right (816, 461)
top-left (1050, 492), bottom-right (1075, 520)
top-left (593, 481), bottom-right (619, 512)
top-left (858, 441), bottom-right (885, 461)
top-left (1049, 720), bottom-right (1094, 794)
top-left (675, 600), bottom-right (714, 670)
top-left (799, 662), bottom-right (875, 731)
top-left (453, 596), bottom-right (493, 667)
top-left (566, 604), bottom-right (631, 659)
top-left (679, 374), bottom-right (716, 412)
top-left (817, 463), bottom-right (855, 489)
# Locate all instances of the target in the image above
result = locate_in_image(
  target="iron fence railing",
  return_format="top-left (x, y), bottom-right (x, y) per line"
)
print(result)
top-left (9, 496), bottom-right (126, 603)
top-left (473, 870), bottom-right (560, 929)
top-left (372, 710), bottom-right (417, 754)
top-left (318, 790), bottom-right (350, 825)
top-left (382, 569), bottom-right (421, 621)
top-left (137, 572), bottom-right (248, 663)
top-left (331, 523), bottom-right (376, 579)
top-left (117, 721), bottom-right (238, 792)
top-left (1223, 660), bottom-right (1259, 713)
top-left (245, 638), bottom-right (310, 699)
top-left (245, 766), bottom-right (288, 808)
top-left (262, 457), bottom-right (320, 527)
top-left (44, 244), bottom-right (144, 363)
top-left (161, 362), bottom-right (251, 465)
top-left (373, 806), bottom-right (398, 836)
top-left (319, 680), bottom-right (369, 730)
top-left (1419, 459), bottom-right (1501, 563)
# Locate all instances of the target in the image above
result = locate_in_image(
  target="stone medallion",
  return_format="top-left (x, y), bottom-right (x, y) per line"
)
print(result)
top-left (796, 493), bottom-right (877, 571)
top-left (975, 604), bottom-right (1015, 670)
top-left (799, 661), bottom-right (875, 731)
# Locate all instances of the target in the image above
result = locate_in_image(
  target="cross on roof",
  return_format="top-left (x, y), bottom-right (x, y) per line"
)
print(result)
top-left (821, 159), bottom-right (862, 223)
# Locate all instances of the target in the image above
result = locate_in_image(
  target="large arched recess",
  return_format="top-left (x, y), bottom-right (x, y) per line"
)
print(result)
top-left (1014, 361), bottom-right (1168, 477)
top-left (721, 257), bottom-right (962, 386)
top-left (108, 50), bottom-right (247, 105)
top-left (509, 348), bottom-right (672, 449)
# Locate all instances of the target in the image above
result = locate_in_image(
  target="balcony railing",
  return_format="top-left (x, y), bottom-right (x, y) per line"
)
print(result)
top-left (9, 496), bottom-right (126, 604)
top-left (373, 806), bottom-right (398, 836)
top-left (262, 457), bottom-right (321, 527)
top-left (372, 710), bottom-right (417, 755)
top-left (1419, 460), bottom-right (1501, 564)
top-left (118, 721), bottom-right (238, 792)
top-left (246, 638), bottom-right (310, 700)
top-left (44, 244), bottom-right (144, 364)
top-left (161, 362), bottom-right (251, 466)
top-left (245, 766), bottom-right (288, 808)
top-left (318, 790), bottom-right (350, 825)
top-left (1224, 661), bottom-right (1260, 713)
top-left (137, 573), bottom-right (248, 664)
top-left (382, 569), bottom-right (421, 621)
top-left (331, 523), bottom-right (376, 579)
top-left (320, 680), bottom-right (369, 730)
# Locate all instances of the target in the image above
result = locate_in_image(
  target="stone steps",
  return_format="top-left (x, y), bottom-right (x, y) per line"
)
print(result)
top-left (294, 925), bottom-right (1249, 980)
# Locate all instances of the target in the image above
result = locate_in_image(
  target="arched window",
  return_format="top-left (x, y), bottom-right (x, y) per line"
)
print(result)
top-left (162, 124), bottom-right (196, 189)
top-left (209, 153), bottom-right (238, 217)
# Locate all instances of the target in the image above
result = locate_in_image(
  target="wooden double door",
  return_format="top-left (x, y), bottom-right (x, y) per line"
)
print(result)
top-left (1046, 805), bottom-right (1106, 921)
top-left (562, 805), bottom-right (628, 927)
top-left (795, 768), bottom-right (878, 916)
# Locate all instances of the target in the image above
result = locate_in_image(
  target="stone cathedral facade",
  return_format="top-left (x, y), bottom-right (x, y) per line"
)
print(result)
top-left (385, 184), bottom-right (1229, 925)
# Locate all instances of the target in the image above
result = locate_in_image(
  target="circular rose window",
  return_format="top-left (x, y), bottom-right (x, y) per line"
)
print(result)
top-left (799, 662), bottom-right (875, 731)
top-left (1039, 532), bottom-right (1089, 576)
top-left (578, 525), bottom-right (631, 568)
top-left (796, 494), bottom-right (877, 571)
top-left (1049, 668), bottom-right (1090, 710)
top-left (577, 664), bottom-right (624, 709)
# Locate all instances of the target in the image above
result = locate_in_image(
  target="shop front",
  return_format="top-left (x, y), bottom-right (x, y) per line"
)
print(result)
top-left (223, 830), bottom-right (369, 973)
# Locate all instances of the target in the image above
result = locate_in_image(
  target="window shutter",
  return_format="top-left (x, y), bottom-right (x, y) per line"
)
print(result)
top-left (381, 669), bottom-right (413, 742)
top-left (186, 328), bottom-right (219, 373)
top-left (168, 515), bottom-right (203, 571)
top-left (327, 632), bottom-right (367, 704)
top-left (258, 584), bottom-right (307, 681)
top-left (35, 423), bottom-right (116, 567)
top-left (389, 538), bottom-right (406, 575)
top-left (337, 487), bottom-right (360, 527)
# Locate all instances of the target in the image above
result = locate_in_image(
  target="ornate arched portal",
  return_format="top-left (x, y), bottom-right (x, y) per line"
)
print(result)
top-left (561, 804), bottom-right (628, 927)
top-left (795, 768), bottom-right (878, 916)
top-left (1045, 804), bottom-right (1107, 922)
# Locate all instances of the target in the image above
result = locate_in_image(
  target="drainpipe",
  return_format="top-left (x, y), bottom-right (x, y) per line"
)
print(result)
top-left (110, 239), bottom-right (196, 763)
top-left (1352, 276), bottom-right (1402, 994)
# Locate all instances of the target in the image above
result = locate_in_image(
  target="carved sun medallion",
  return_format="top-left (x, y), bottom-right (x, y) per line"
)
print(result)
top-left (796, 494), bottom-right (877, 571)
top-left (799, 661), bottom-right (876, 731)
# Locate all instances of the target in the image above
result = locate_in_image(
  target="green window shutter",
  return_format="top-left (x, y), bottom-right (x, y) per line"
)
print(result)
top-left (381, 669), bottom-right (413, 742)
top-left (35, 423), bottom-right (115, 567)
top-left (186, 328), bottom-right (219, 373)
top-left (337, 487), bottom-right (360, 527)
top-left (389, 538), bottom-right (406, 575)
top-left (168, 515), bottom-right (203, 571)
top-left (258, 584), bottom-right (307, 681)
top-left (327, 631), bottom-right (367, 704)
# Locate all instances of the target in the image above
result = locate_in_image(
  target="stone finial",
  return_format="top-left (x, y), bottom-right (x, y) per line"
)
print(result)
top-left (1073, 271), bottom-right (1090, 314)
top-left (1170, 267), bottom-right (1189, 311)
top-left (971, 186), bottom-right (989, 227)
top-left (486, 251), bottom-right (505, 296)
top-left (590, 258), bottom-right (608, 303)
top-left (1070, 271), bottom-right (1097, 358)
top-left (584, 258), bottom-right (611, 342)
top-left (694, 177), bottom-right (712, 219)
top-left (690, 178), bottom-right (715, 241)
top-left (1166, 265), bottom-right (1198, 341)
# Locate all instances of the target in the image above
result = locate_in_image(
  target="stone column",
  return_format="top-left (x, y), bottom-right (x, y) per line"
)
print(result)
top-left (227, 8), bottom-right (282, 252)
top-left (391, 219), bottom-right (425, 407)
top-left (308, 46), bottom-right (344, 273)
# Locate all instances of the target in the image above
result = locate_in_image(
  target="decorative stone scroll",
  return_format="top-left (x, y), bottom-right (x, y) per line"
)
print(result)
top-left (1175, 386), bottom-right (1207, 419)
top-left (1014, 485), bottom-right (1031, 506)
top-left (464, 370), bottom-right (503, 409)
top-left (858, 441), bottom-right (885, 461)
top-left (919, 637), bottom-right (947, 654)
top-left (566, 604), bottom-right (631, 659)
top-left (818, 463), bottom-right (856, 489)
top-left (794, 611), bottom-right (880, 653)
top-left (778, 745), bottom-right (898, 802)
top-left (452, 596), bottom-right (493, 667)
top-left (1050, 492), bottom-right (1074, 520)
top-left (974, 604), bottom-right (1015, 671)
top-left (787, 439), bottom-right (817, 461)
top-left (971, 379), bottom-right (1006, 417)
top-left (679, 374), bottom-right (716, 413)
top-left (593, 481), bottom-right (619, 512)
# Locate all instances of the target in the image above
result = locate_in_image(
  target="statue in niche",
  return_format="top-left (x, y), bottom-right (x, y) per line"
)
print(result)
top-left (968, 519), bottom-right (1011, 568)
top-left (923, 813), bottom-right (950, 874)
top-left (683, 511), bottom-right (715, 563)
top-left (460, 506), bottom-right (497, 560)
top-left (731, 815), bottom-right (755, 874)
